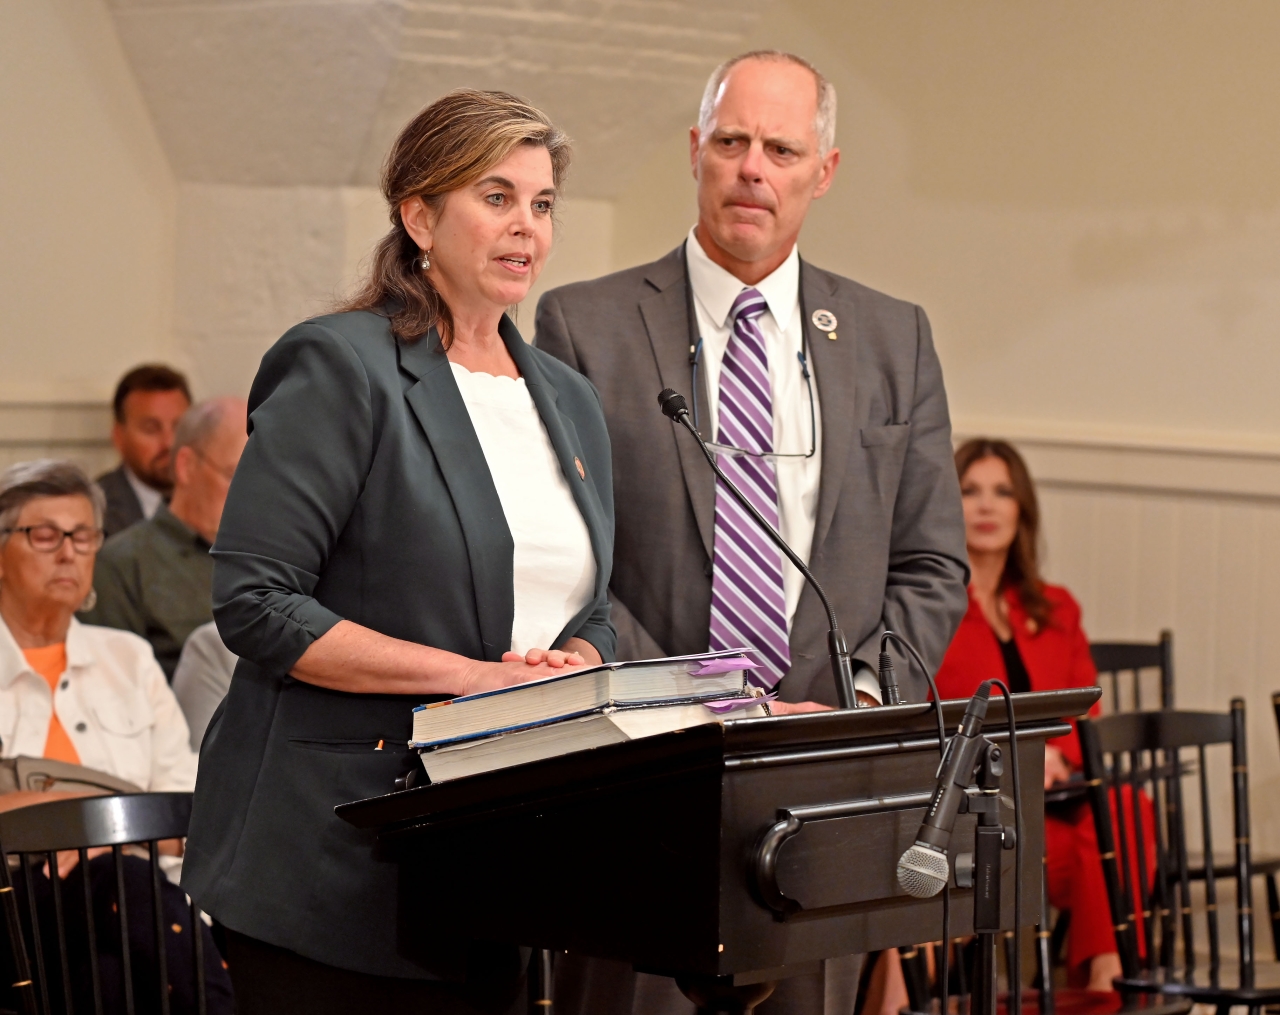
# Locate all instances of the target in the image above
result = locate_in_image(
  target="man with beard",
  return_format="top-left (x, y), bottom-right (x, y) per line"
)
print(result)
top-left (96, 365), bottom-right (192, 538)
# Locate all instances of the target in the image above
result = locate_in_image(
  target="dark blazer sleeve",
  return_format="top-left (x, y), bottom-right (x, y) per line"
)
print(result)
top-left (211, 323), bottom-right (373, 673)
top-left (536, 291), bottom-right (659, 663)
top-left (850, 306), bottom-right (969, 695)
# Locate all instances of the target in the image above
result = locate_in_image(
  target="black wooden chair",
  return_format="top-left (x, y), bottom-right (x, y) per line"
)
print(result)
top-left (1038, 633), bottom-right (1177, 970)
top-left (1089, 632), bottom-right (1175, 716)
top-left (0, 792), bottom-right (221, 1015)
top-left (1079, 701), bottom-right (1280, 1015)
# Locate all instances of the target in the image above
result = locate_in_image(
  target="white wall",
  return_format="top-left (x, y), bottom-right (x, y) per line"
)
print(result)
top-left (175, 183), bottom-right (349, 399)
top-left (0, 0), bottom-right (176, 403)
top-left (0, 0), bottom-right (176, 472)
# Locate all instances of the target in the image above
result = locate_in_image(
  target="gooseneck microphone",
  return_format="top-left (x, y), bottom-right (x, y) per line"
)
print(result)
top-left (896, 681), bottom-right (993, 897)
top-left (657, 388), bottom-right (860, 709)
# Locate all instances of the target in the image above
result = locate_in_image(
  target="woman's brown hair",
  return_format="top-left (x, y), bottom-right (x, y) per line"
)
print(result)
top-left (954, 438), bottom-right (1054, 630)
top-left (339, 89), bottom-right (571, 345)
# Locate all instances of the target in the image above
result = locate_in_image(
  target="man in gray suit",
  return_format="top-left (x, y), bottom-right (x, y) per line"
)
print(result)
top-left (536, 50), bottom-right (969, 1013)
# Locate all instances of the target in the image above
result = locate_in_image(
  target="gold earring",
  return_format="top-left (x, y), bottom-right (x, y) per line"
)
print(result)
top-left (420, 249), bottom-right (431, 271)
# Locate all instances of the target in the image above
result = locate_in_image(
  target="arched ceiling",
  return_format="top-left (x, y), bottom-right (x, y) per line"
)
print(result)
top-left (107, 0), bottom-right (772, 198)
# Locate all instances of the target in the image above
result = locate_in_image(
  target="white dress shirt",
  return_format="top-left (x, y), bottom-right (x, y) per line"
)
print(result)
top-left (686, 230), bottom-right (879, 700)
top-left (124, 465), bottom-right (164, 520)
top-left (451, 362), bottom-right (596, 656)
top-left (0, 617), bottom-right (198, 791)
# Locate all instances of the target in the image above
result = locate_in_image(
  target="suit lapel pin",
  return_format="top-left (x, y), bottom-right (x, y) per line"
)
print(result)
top-left (811, 309), bottom-right (838, 340)
top-left (574, 457), bottom-right (585, 480)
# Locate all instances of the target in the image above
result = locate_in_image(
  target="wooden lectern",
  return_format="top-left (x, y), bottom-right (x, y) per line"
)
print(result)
top-left (338, 688), bottom-right (1100, 1013)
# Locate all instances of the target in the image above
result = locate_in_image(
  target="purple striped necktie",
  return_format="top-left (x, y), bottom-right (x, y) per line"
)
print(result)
top-left (708, 287), bottom-right (791, 690)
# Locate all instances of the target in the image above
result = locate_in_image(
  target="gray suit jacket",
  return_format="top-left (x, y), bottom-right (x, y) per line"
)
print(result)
top-left (182, 310), bottom-right (615, 978)
top-left (95, 464), bottom-right (145, 539)
top-left (535, 245), bottom-right (968, 705)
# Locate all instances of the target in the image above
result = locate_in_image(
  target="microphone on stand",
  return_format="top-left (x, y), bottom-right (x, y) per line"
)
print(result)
top-left (896, 681), bottom-right (993, 897)
top-left (656, 388), bottom-right (860, 710)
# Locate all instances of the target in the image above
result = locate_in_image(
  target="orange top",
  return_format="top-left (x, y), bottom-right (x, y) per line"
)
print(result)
top-left (21, 644), bottom-right (80, 765)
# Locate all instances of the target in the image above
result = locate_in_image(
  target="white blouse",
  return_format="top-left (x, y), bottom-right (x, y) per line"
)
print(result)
top-left (451, 363), bottom-right (596, 655)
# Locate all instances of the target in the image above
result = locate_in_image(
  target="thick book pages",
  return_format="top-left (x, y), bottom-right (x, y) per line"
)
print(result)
top-left (419, 701), bottom-right (769, 783)
top-left (411, 650), bottom-right (756, 748)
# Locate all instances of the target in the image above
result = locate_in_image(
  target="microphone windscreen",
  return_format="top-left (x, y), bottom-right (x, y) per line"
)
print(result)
top-left (657, 388), bottom-right (689, 420)
top-left (896, 842), bottom-right (950, 898)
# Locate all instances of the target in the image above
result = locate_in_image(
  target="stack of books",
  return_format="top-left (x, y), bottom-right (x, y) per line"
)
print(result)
top-left (411, 650), bottom-right (768, 783)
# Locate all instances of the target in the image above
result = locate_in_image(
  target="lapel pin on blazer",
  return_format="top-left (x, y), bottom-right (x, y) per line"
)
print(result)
top-left (574, 457), bottom-right (585, 480)
top-left (812, 309), bottom-right (838, 340)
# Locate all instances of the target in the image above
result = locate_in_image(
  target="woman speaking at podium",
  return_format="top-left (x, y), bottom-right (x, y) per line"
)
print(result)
top-left (182, 91), bottom-right (616, 1014)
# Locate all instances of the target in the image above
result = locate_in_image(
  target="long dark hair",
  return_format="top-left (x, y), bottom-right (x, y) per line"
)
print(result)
top-left (339, 89), bottom-right (571, 346)
top-left (954, 438), bottom-right (1054, 631)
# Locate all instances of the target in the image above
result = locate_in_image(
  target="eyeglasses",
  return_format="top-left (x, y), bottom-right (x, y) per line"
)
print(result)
top-left (692, 350), bottom-right (818, 461)
top-left (2, 524), bottom-right (104, 555)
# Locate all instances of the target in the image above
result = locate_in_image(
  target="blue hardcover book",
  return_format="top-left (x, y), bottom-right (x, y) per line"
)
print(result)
top-left (419, 700), bottom-right (770, 783)
top-left (410, 649), bottom-right (759, 748)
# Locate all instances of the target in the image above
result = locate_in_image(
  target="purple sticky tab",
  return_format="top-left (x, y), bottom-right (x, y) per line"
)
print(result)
top-left (703, 694), bottom-right (776, 715)
top-left (691, 656), bottom-right (757, 676)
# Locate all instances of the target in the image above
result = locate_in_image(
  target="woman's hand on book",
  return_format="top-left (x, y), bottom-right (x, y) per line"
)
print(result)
top-left (500, 638), bottom-right (603, 670)
top-left (459, 640), bottom-right (601, 696)
top-left (460, 658), bottom-right (580, 695)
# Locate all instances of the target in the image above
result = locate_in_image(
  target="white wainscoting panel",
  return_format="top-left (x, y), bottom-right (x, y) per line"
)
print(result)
top-left (0, 403), bottom-right (115, 476)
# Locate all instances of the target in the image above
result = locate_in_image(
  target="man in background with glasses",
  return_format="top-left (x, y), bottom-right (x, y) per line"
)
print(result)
top-left (537, 47), bottom-right (969, 1015)
top-left (84, 397), bottom-right (247, 681)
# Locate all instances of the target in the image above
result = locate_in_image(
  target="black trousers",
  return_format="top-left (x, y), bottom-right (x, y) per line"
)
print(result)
top-left (225, 930), bottom-right (526, 1015)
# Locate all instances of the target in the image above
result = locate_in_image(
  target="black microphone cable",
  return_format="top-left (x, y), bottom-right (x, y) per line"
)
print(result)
top-left (880, 636), bottom-right (1022, 1015)
top-left (881, 629), bottom-right (950, 1014)
top-left (879, 630), bottom-right (945, 746)
top-left (987, 677), bottom-right (1024, 1015)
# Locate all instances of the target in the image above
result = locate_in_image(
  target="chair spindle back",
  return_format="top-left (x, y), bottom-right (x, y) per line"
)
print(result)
top-left (1079, 703), bottom-right (1254, 993)
top-left (0, 793), bottom-right (207, 1015)
top-left (1089, 631), bottom-right (1174, 715)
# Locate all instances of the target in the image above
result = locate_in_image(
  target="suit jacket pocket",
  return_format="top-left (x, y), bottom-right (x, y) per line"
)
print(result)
top-left (288, 736), bottom-right (393, 754)
top-left (860, 423), bottom-right (911, 447)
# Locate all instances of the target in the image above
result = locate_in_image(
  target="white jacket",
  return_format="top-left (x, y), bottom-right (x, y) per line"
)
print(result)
top-left (0, 617), bottom-right (198, 792)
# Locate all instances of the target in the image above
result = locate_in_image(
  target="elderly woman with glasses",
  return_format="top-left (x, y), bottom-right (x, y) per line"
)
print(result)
top-left (0, 460), bottom-right (232, 1015)
top-left (0, 459), bottom-right (197, 792)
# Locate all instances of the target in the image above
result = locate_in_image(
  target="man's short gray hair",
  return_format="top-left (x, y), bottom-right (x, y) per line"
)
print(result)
top-left (0, 459), bottom-right (106, 537)
top-left (172, 398), bottom-right (241, 461)
top-left (699, 50), bottom-right (837, 157)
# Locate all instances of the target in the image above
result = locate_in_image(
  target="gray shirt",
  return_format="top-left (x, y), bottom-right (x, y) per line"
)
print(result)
top-left (171, 621), bottom-right (236, 751)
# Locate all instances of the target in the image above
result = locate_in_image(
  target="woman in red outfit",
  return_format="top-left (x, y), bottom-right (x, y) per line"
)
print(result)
top-left (934, 439), bottom-right (1120, 991)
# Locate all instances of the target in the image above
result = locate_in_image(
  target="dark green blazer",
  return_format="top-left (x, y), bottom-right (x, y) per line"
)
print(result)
top-left (182, 310), bottom-right (615, 979)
